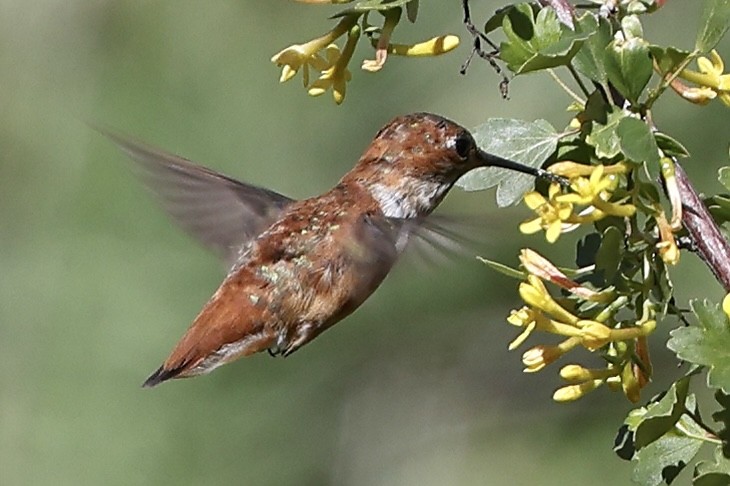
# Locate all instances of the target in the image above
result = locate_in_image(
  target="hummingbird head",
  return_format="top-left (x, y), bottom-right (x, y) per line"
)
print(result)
top-left (343, 112), bottom-right (552, 219)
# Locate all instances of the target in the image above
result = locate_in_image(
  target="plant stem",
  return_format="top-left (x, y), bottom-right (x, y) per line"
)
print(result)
top-left (567, 64), bottom-right (591, 98)
top-left (675, 161), bottom-right (730, 291)
top-left (548, 69), bottom-right (585, 103)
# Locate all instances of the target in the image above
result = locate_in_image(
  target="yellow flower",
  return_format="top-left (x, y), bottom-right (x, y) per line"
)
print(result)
top-left (660, 158), bottom-right (682, 229)
top-left (522, 338), bottom-right (580, 373)
top-left (308, 25), bottom-right (360, 104)
top-left (506, 306), bottom-right (584, 350)
top-left (518, 275), bottom-right (580, 325)
top-left (579, 320), bottom-right (613, 349)
top-left (678, 50), bottom-right (730, 107)
top-left (554, 165), bottom-right (636, 218)
top-left (519, 248), bottom-right (615, 302)
top-left (579, 319), bottom-right (656, 350)
top-left (519, 183), bottom-right (574, 243)
top-left (385, 34), bottom-right (460, 57)
top-left (655, 209), bottom-right (680, 265)
top-left (553, 379), bottom-right (603, 402)
top-left (271, 15), bottom-right (356, 87)
top-left (559, 364), bottom-right (619, 382)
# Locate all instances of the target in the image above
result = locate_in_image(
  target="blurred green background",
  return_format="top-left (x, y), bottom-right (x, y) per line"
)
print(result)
top-left (0, 1), bottom-right (728, 485)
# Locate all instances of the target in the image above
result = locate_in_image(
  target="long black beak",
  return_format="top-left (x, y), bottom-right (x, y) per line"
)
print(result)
top-left (477, 149), bottom-right (569, 187)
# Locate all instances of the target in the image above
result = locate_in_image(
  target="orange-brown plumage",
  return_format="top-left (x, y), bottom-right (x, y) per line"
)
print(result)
top-left (102, 112), bottom-right (560, 387)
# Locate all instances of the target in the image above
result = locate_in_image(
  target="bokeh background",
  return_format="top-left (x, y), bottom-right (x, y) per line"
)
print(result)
top-left (1, 1), bottom-right (728, 485)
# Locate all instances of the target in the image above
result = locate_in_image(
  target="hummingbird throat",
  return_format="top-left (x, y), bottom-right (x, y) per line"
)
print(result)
top-left (367, 177), bottom-right (451, 219)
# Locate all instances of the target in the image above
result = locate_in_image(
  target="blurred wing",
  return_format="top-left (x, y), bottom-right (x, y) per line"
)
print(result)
top-left (386, 215), bottom-right (492, 268)
top-left (100, 129), bottom-right (294, 264)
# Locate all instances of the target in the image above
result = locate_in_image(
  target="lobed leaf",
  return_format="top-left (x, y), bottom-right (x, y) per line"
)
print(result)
top-left (574, 15), bottom-right (612, 83)
top-left (617, 117), bottom-right (661, 166)
top-left (457, 118), bottom-right (560, 207)
top-left (667, 300), bottom-right (730, 394)
top-left (499, 4), bottom-right (595, 74)
top-left (604, 37), bottom-right (654, 104)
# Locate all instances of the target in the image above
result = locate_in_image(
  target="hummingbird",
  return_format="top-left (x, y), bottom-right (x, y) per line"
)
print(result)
top-left (102, 112), bottom-right (560, 387)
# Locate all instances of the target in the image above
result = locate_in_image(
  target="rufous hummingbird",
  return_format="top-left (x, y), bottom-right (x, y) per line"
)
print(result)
top-left (102, 112), bottom-right (560, 387)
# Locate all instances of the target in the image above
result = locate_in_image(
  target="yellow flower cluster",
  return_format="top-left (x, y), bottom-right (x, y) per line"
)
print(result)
top-left (519, 163), bottom-right (636, 243)
top-left (271, 9), bottom-right (459, 104)
top-left (507, 249), bottom-right (655, 402)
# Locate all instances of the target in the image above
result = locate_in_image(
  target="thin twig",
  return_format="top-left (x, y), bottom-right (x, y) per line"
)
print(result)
top-left (547, 68), bottom-right (585, 104)
top-left (460, 0), bottom-right (510, 98)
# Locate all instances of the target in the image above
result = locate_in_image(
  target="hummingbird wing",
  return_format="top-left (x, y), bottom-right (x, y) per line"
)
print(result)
top-left (100, 129), bottom-right (294, 264)
top-left (386, 215), bottom-right (491, 267)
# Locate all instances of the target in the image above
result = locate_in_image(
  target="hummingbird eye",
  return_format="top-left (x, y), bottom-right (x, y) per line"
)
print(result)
top-left (453, 134), bottom-right (472, 160)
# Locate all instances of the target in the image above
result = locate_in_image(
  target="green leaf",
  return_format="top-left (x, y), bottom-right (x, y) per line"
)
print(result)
top-left (632, 414), bottom-right (705, 486)
top-left (476, 257), bottom-right (526, 279)
top-left (576, 232), bottom-right (601, 267)
top-left (617, 117), bottom-right (661, 166)
top-left (655, 132), bottom-right (690, 158)
top-left (484, 4), bottom-right (522, 34)
top-left (632, 377), bottom-right (691, 449)
top-left (719, 167), bottom-right (730, 191)
top-left (405, 0), bottom-right (418, 21)
top-left (712, 391), bottom-right (730, 458)
top-left (604, 37), bottom-right (653, 104)
top-left (694, 447), bottom-right (730, 486)
top-left (622, 14), bottom-right (644, 39)
top-left (596, 226), bottom-right (623, 281)
top-left (622, 385), bottom-right (705, 486)
top-left (708, 195), bottom-right (730, 224)
top-left (457, 118), bottom-right (560, 207)
top-left (573, 15), bottom-right (612, 83)
top-left (585, 105), bottom-right (625, 159)
top-left (696, 0), bottom-right (730, 53)
top-left (668, 300), bottom-right (730, 393)
top-left (499, 5), bottom-right (595, 74)
top-left (650, 46), bottom-right (692, 76)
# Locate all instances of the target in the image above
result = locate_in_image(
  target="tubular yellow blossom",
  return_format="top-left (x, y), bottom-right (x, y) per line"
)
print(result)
top-left (519, 248), bottom-right (615, 302)
top-left (548, 161), bottom-right (630, 178)
top-left (553, 379), bottom-right (603, 402)
top-left (655, 210), bottom-right (680, 265)
top-left (579, 320), bottom-right (656, 350)
top-left (506, 306), bottom-right (584, 350)
top-left (522, 337), bottom-right (580, 373)
top-left (308, 24), bottom-right (360, 104)
top-left (579, 321), bottom-right (613, 349)
top-left (271, 15), bottom-right (357, 86)
top-left (387, 34), bottom-right (460, 57)
top-left (677, 50), bottom-right (730, 107)
top-left (621, 361), bottom-right (641, 403)
top-left (518, 275), bottom-right (580, 325)
top-left (660, 158), bottom-right (682, 230)
top-left (560, 364), bottom-right (619, 382)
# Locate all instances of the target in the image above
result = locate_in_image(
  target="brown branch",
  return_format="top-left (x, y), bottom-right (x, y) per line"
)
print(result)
top-left (675, 161), bottom-right (730, 291)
